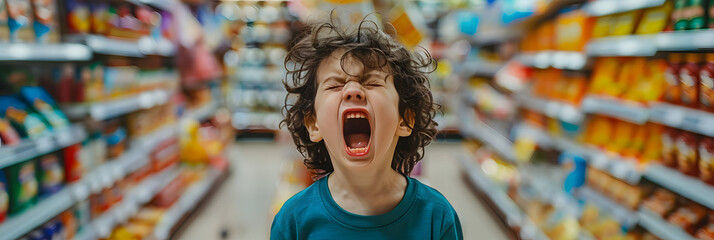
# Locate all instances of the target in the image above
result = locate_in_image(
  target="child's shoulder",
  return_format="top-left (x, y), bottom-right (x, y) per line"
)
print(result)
top-left (410, 178), bottom-right (457, 213)
top-left (274, 177), bottom-right (324, 217)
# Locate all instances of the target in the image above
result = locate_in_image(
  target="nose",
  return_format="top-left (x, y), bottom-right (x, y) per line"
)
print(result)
top-left (342, 82), bottom-right (365, 103)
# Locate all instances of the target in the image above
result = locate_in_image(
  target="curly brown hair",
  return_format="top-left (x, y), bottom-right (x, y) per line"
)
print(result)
top-left (281, 17), bottom-right (438, 177)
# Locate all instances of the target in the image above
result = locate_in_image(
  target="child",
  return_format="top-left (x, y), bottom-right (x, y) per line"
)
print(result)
top-left (271, 17), bottom-right (463, 240)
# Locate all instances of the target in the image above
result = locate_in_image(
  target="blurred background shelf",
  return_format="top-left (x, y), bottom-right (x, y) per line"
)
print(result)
top-left (584, 0), bottom-right (667, 17)
top-left (0, 43), bottom-right (92, 61)
top-left (0, 189), bottom-right (75, 240)
top-left (637, 208), bottom-right (698, 240)
top-left (0, 124), bottom-right (86, 169)
top-left (62, 89), bottom-right (172, 121)
top-left (644, 165), bottom-right (714, 210)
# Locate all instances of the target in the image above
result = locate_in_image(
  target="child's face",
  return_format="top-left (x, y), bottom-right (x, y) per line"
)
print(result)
top-left (305, 49), bottom-right (412, 172)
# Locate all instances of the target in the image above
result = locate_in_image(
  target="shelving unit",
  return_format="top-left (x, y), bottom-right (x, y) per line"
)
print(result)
top-left (515, 94), bottom-right (584, 124)
top-left (185, 101), bottom-right (219, 123)
top-left (0, 189), bottom-right (75, 240)
top-left (516, 51), bottom-right (588, 70)
top-left (459, 155), bottom-right (549, 240)
top-left (62, 89), bottom-right (172, 121)
top-left (460, 60), bottom-right (505, 77)
top-left (637, 208), bottom-right (698, 240)
top-left (153, 169), bottom-right (226, 240)
top-left (656, 29), bottom-right (714, 51)
top-left (579, 187), bottom-right (639, 228)
top-left (580, 95), bottom-right (650, 124)
top-left (649, 102), bottom-right (714, 137)
top-left (458, 101), bottom-right (517, 163)
top-left (0, 43), bottom-right (92, 61)
top-left (583, 0), bottom-right (667, 17)
top-left (643, 165), bottom-right (714, 210)
top-left (0, 124), bottom-right (87, 169)
top-left (585, 35), bottom-right (658, 57)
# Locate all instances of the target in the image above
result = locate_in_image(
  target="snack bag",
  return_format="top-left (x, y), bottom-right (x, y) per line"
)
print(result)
top-left (0, 96), bottom-right (50, 139)
top-left (30, 0), bottom-right (60, 43)
top-left (65, 0), bottom-right (89, 34)
top-left (6, 0), bottom-right (34, 42)
top-left (0, 171), bottom-right (8, 223)
top-left (0, 0), bottom-right (9, 42)
top-left (19, 86), bottom-right (69, 129)
top-left (5, 160), bottom-right (38, 214)
top-left (35, 153), bottom-right (64, 196)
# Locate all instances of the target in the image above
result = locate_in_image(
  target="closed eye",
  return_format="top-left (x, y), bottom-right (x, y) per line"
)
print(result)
top-left (325, 85), bottom-right (343, 91)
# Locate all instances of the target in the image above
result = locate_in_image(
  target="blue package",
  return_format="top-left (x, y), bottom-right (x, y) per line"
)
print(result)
top-left (0, 96), bottom-right (50, 139)
top-left (19, 87), bottom-right (69, 129)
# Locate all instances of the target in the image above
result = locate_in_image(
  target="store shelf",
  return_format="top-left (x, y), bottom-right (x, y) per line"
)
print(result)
top-left (458, 101), bottom-right (518, 163)
top-left (519, 124), bottom-right (643, 184)
top-left (637, 208), bottom-right (697, 240)
top-left (0, 188), bottom-right (75, 240)
top-left (231, 111), bottom-right (283, 131)
top-left (128, 0), bottom-right (177, 11)
top-left (67, 35), bottom-right (175, 57)
top-left (584, 0), bottom-right (666, 17)
top-left (129, 122), bottom-right (178, 150)
top-left (643, 164), bottom-right (714, 210)
top-left (153, 168), bottom-right (224, 240)
top-left (185, 101), bottom-right (218, 122)
top-left (516, 51), bottom-right (588, 70)
top-left (62, 89), bottom-right (172, 121)
top-left (649, 102), bottom-right (714, 137)
top-left (461, 60), bottom-right (505, 77)
top-left (515, 94), bottom-right (584, 124)
top-left (579, 187), bottom-right (639, 228)
top-left (89, 167), bottom-right (180, 239)
top-left (0, 43), bottom-right (92, 61)
top-left (459, 155), bottom-right (549, 240)
top-left (657, 29), bottom-right (714, 51)
top-left (581, 95), bottom-right (650, 124)
top-left (586, 35), bottom-right (658, 57)
top-left (0, 124), bottom-right (87, 169)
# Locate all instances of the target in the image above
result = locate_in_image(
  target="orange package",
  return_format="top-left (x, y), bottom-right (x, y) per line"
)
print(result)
top-left (583, 116), bottom-right (614, 148)
top-left (642, 188), bottom-right (677, 216)
top-left (555, 10), bottom-right (594, 52)
top-left (668, 202), bottom-right (708, 234)
top-left (664, 53), bottom-right (684, 103)
top-left (681, 53), bottom-right (703, 107)
top-left (676, 132), bottom-right (699, 176)
top-left (700, 138), bottom-right (714, 185)
top-left (661, 128), bottom-right (679, 167)
top-left (562, 72), bottom-right (587, 105)
top-left (611, 11), bottom-right (643, 36)
top-left (641, 123), bottom-right (665, 164)
top-left (589, 58), bottom-right (620, 95)
top-left (622, 123), bottom-right (648, 158)
top-left (607, 120), bottom-right (637, 155)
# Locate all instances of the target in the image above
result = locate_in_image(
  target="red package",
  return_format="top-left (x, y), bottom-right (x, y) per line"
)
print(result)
top-left (62, 144), bottom-right (83, 182)
top-left (676, 132), bottom-right (699, 176)
top-left (668, 203), bottom-right (707, 234)
top-left (0, 117), bottom-right (20, 145)
top-left (700, 138), bottom-right (714, 185)
top-left (151, 138), bottom-right (179, 173)
top-left (662, 128), bottom-right (679, 168)
top-left (152, 173), bottom-right (187, 208)
top-left (695, 212), bottom-right (714, 240)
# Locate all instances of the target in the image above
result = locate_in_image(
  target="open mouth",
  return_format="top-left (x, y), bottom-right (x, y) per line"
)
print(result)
top-left (343, 110), bottom-right (371, 156)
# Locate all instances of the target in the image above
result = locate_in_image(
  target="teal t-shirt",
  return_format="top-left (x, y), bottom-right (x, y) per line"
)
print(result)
top-left (270, 174), bottom-right (463, 240)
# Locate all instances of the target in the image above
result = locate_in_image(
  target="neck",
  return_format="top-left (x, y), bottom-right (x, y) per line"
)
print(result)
top-left (327, 165), bottom-right (408, 216)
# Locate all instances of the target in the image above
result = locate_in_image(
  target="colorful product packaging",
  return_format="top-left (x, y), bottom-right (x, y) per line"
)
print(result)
top-left (636, 1), bottom-right (673, 34)
top-left (676, 132), bottom-right (699, 176)
top-left (19, 86), bottom-right (70, 130)
top-left (6, 0), bottom-right (34, 42)
top-left (642, 188), bottom-right (677, 216)
top-left (0, 96), bottom-right (50, 139)
top-left (89, 2), bottom-right (108, 34)
top-left (661, 128), bottom-right (679, 167)
top-left (65, 0), bottom-right (90, 34)
top-left (5, 160), bottom-right (38, 214)
top-left (0, 0), bottom-right (9, 42)
top-left (555, 10), bottom-right (594, 52)
top-left (59, 210), bottom-right (78, 239)
top-left (62, 144), bottom-right (82, 183)
top-left (701, 53), bottom-right (714, 110)
top-left (686, 0), bottom-right (707, 29)
top-left (665, 53), bottom-right (684, 103)
top-left (104, 120), bottom-right (127, 159)
top-left (700, 138), bottom-right (714, 185)
top-left (592, 15), bottom-right (615, 38)
top-left (35, 153), bottom-right (64, 197)
top-left (694, 211), bottom-right (714, 239)
top-left (681, 53), bottom-right (703, 107)
top-left (674, 0), bottom-right (689, 30)
top-left (0, 171), bottom-right (8, 223)
top-left (0, 117), bottom-right (21, 145)
top-left (611, 11), bottom-right (642, 36)
top-left (30, 0), bottom-right (60, 43)
top-left (668, 202), bottom-right (708, 234)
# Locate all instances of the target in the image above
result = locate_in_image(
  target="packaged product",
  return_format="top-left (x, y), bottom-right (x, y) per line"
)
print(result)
top-left (19, 86), bottom-right (69, 129)
top-left (62, 144), bottom-right (82, 183)
top-left (5, 160), bottom-right (38, 214)
top-left (621, 185), bottom-right (643, 210)
top-left (592, 15), bottom-right (615, 38)
top-left (0, 171), bottom-right (8, 223)
top-left (584, 116), bottom-right (614, 148)
top-left (589, 58), bottom-right (620, 96)
top-left (153, 172), bottom-right (187, 208)
top-left (0, 96), bottom-right (49, 139)
top-left (30, 0), bottom-right (59, 43)
top-left (74, 199), bottom-right (90, 233)
top-left (667, 202), bottom-right (707, 233)
top-left (6, 0), bottom-right (34, 42)
top-left (608, 120), bottom-right (636, 155)
top-left (681, 53), bottom-right (703, 107)
top-left (64, 0), bottom-right (89, 34)
top-left (611, 11), bottom-right (642, 36)
top-left (555, 10), bottom-right (594, 52)
top-left (694, 211), bottom-right (714, 239)
top-left (0, 0), bottom-right (9, 42)
top-left (676, 132), bottom-right (699, 176)
top-left (664, 53), bottom-right (683, 103)
top-left (106, 5), bottom-right (149, 40)
top-left (104, 119), bottom-right (127, 159)
top-left (642, 123), bottom-right (665, 163)
top-left (151, 138), bottom-right (179, 172)
top-left (661, 128), bottom-right (679, 167)
top-left (673, 0), bottom-right (689, 30)
top-left (700, 138), bottom-right (714, 185)
top-left (41, 219), bottom-right (62, 239)
top-left (0, 117), bottom-right (21, 145)
top-left (131, 207), bottom-right (164, 226)
top-left (642, 188), bottom-right (677, 216)
top-left (623, 124), bottom-right (647, 158)
top-left (58, 210), bottom-right (78, 239)
top-left (701, 53), bottom-right (714, 110)
top-left (685, 0), bottom-right (706, 29)
top-left (89, 188), bottom-right (110, 217)
top-left (89, 2), bottom-right (108, 34)
top-left (35, 153), bottom-right (64, 197)
top-left (109, 179), bottom-right (125, 205)
top-left (710, 0), bottom-right (714, 28)
top-left (636, 1), bottom-right (673, 34)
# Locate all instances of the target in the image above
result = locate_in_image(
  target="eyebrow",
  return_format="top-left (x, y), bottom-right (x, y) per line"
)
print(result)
top-left (321, 71), bottom-right (388, 85)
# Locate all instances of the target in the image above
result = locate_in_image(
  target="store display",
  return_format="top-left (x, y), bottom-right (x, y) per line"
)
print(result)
top-left (6, 0), bottom-right (34, 43)
top-left (34, 153), bottom-right (63, 197)
top-left (701, 53), bottom-right (714, 109)
top-left (0, 171), bottom-right (8, 223)
top-left (4, 160), bottom-right (37, 215)
top-left (0, 96), bottom-right (49, 139)
top-left (30, 0), bottom-right (60, 43)
top-left (19, 87), bottom-right (69, 130)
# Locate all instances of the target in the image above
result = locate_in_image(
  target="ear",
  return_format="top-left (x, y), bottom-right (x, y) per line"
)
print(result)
top-left (304, 113), bottom-right (323, 142)
top-left (397, 110), bottom-right (414, 137)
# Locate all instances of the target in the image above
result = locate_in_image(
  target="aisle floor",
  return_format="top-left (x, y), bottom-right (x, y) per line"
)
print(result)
top-left (178, 141), bottom-right (508, 240)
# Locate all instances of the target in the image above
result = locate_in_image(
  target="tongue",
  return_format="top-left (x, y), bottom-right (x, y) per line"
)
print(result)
top-left (346, 133), bottom-right (369, 148)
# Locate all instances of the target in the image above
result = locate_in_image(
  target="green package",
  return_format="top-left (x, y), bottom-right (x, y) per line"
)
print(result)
top-left (4, 160), bottom-right (38, 214)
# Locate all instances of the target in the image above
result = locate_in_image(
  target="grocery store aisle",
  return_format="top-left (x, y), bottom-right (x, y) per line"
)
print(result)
top-left (179, 141), bottom-right (508, 240)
